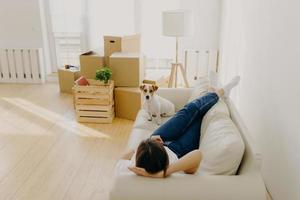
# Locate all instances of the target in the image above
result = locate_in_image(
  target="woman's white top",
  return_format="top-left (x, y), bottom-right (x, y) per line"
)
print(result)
top-left (164, 146), bottom-right (179, 164)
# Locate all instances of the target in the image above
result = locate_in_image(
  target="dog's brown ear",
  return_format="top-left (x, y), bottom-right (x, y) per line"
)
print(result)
top-left (139, 84), bottom-right (145, 91)
top-left (152, 85), bottom-right (159, 91)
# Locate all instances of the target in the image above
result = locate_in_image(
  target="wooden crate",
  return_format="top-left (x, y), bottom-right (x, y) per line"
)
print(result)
top-left (73, 80), bottom-right (114, 123)
top-left (75, 104), bottom-right (114, 123)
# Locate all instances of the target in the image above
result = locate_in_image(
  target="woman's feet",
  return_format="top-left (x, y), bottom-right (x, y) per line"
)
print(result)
top-left (223, 76), bottom-right (240, 97)
top-left (209, 71), bottom-right (240, 98)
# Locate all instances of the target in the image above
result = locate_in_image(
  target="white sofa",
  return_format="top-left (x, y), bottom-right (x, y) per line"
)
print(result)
top-left (110, 88), bottom-right (267, 200)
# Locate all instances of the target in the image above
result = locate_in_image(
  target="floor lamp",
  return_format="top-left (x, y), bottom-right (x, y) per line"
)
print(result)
top-left (162, 10), bottom-right (193, 88)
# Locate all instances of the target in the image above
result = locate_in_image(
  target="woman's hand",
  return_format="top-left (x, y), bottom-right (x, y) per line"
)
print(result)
top-left (128, 166), bottom-right (164, 178)
top-left (150, 135), bottom-right (163, 144)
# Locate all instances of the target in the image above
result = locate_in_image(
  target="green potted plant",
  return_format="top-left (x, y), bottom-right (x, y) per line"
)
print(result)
top-left (95, 67), bottom-right (112, 85)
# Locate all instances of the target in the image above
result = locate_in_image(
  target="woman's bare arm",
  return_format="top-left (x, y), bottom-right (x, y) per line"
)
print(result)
top-left (128, 150), bottom-right (203, 178)
top-left (166, 150), bottom-right (202, 176)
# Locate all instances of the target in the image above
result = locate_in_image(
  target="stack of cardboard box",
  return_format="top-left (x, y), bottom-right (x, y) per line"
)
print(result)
top-left (79, 34), bottom-right (143, 121)
top-left (58, 34), bottom-right (143, 121)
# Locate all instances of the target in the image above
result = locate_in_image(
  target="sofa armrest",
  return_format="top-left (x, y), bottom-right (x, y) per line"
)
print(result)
top-left (110, 173), bottom-right (266, 200)
top-left (157, 88), bottom-right (193, 111)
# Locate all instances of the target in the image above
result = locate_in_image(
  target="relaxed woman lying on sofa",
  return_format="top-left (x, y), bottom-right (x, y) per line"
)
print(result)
top-left (120, 75), bottom-right (240, 178)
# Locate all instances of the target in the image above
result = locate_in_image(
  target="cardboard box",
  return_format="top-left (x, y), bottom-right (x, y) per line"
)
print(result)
top-left (80, 51), bottom-right (105, 79)
top-left (121, 34), bottom-right (141, 53)
top-left (58, 68), bottom-right (81, 93)
top-left (104, 34), bottom-right (141, 66)
top-left (114, 87), bottom-right (141, 120)
top-left (110, 52), bottom-right (145, 87)
top-left (104, 36), bottom-right (122, 65)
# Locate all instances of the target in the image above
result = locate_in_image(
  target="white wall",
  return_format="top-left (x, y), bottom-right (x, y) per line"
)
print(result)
top-left (180, 0), bottom-right (221, 53)
top-left (180, 0), bottom-right (221, 80)
top-left (219, 1), bottom-right (300, 199)
top-left (0, 0), bottom-right (43, 48)
top-left (87, 0), bottom-right (135, 51)
top-left (139, 0), bottom-right (180, 59)
top-left (49, 0), bottom-right (85, 33)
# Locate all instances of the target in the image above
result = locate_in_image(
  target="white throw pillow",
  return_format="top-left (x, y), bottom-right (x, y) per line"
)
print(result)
top-left (188, 77), bottom-right (230, 139)
top-left (200, 99), bottom-right (230, 140)
top-left (199, 114), bottom-right (245, 175)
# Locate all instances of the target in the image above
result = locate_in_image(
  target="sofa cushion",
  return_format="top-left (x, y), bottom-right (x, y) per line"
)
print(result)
top-left (200, 99), bottom-right (230, 140)
top-left (199, 114), bottom-right (245, 175)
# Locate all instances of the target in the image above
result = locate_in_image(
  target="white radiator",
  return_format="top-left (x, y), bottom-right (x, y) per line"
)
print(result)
top-left (184, 49), bottom-right (219, 86)
top-left (0, 48), bottom-right (45, 83)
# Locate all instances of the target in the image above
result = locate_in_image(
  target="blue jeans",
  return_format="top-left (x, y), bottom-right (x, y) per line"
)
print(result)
top-left (151, 92), bottom-right (219, 158)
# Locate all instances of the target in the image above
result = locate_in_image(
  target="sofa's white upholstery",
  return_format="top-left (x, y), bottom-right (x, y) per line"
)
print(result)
top-left (132, 110), bottom-right (171, 131)
top-left (110, 88), bottom-right (266, 200)
top-left (111, 173), bottom-right (266, 200)
top-left (157, 88), bottom-right (192, 111)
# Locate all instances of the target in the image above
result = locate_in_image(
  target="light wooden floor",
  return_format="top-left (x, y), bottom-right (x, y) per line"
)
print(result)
top-left (0, 83), bottom-right (133, 200)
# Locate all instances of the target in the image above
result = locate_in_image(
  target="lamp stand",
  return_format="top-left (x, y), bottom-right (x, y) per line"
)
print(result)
top-left (168, 37), bottom-right (189, 88)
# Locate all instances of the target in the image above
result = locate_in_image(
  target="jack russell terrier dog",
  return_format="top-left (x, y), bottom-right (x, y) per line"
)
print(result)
top-left (140, 84), bottom-right (175, 125)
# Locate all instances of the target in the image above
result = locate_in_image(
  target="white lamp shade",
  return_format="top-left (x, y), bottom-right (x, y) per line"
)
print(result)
top-left (162, 10), bottom-right (193, 37)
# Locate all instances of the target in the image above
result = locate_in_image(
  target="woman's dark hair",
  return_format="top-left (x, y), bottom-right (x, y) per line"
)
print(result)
top-left (135, 138), bottom-right (169, 176)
